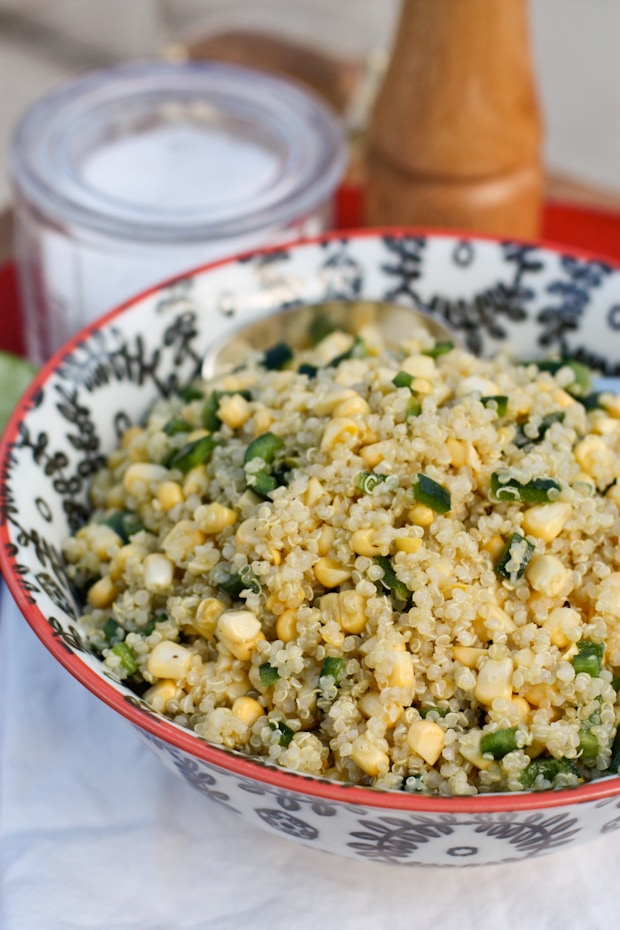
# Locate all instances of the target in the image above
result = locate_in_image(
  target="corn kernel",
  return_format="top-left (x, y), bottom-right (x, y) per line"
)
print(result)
top-left (161, 520), bottom-right (206, 561)
top-left (231, 696), bottom-right (264, 727)
top-left (235, 518), bottom-right (259, 547)
top-left (358, 690), bottom-right (403, 726)
top-left (123, 462), bottom-right (167, 497)
top-left (193, 597), bottom-right (226, 637)
top-left (195, 502), bottom-right (237, 534)
top-left (87, 575), bottom-right (117, 609)
top-left (276, 609), bottom-right (298, 643)
top-left (408, 503), bottom-right (435, 527)
top-left (522, 501), bottom-right (571, 542)
top-left (320, 417), bottom-right (360, 451)
top-left (483, 535), bottom-right (506, 560)
top-left (252, 408), bottom-right (274, 436)
top-left (407, 719), bottom-right (445, 765)
top-left (147, 640), bottom-right (192, 679)
top-left (339, 590), bottom-right (368, 634)
top-left (474, 657), bottom-right (514, 706)
top-left (526, 554), bottom-right (571, 598)
top-left (453, 645), bottom-right (487, 668)
top-left (332, 394), bottom-right (371, 417)
top-left (313, 557), bottom-right (352, 588)
top-left (316, 524), bottom-right (336, 556)
top-left (217, 393), bottom-right (251, 429)
top-left (156, 480), bottom-right (184, 512)
top-left (304, 477), bottom-right (327, 507)
top-left (446, 438), bottom-right (467, 468)
top-left (543, 606), bottom-right (582, 647)
top-left (509, 695), bottom-right (531, 723)
top-left (216, 609), bottom-right (262, 645)
top-left (350, 735), bottom-right (390, 777)
top-left (143, 679), bottom-right (177, 712)
top-left (401, 354), bottom-right (436, 379)
top-left (394, 535), bottom-right (422, 554)
top-left (143, 552), bottom-right (175, 592)
top-left (574, 435), bottom-right (613, 476)
top-left (351, 528), bottom-right (385, 557)
top-left (182, 465), bottom-right (208, 497)
top-left (314, 389), bottom-right (357, 416)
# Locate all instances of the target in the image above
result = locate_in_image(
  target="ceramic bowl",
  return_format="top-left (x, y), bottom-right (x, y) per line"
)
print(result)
top-left (3, 229), bottom-right (620, 868)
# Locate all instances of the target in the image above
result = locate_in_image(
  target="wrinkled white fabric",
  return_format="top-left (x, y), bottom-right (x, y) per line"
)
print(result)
top-left (2, 583), bottom-right (620, 930)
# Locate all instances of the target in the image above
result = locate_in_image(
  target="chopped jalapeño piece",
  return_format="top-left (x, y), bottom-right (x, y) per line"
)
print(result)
top-left (495, 532), bottom-right (535, 582)
top-left (412, 474), bottom-right (451, 514)
top-left (374, 555), bottom-right (412, 608)
top-left (490, 473), bottom-right (562, 504)
top-left (572, 641), bottom-right (604, 677)
top-left (481, 395), bottom-right (508, 418)
top-left (480, 727), bottom-right (520, 760)
top-left (263, 342), bottom-right (294, 371)
top-left (168, 434), bottom-right (219, 473)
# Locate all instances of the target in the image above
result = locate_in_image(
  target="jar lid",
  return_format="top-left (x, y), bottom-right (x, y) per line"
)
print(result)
top-left (10, 60), bottom-right (347, 243)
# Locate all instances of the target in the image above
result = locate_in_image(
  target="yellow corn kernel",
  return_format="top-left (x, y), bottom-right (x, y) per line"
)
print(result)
top-left (509, 695), bottom-right (531, 723)
top-left (316, 523), bottom-right (336, 556)
top-left (304, 477), bottom-right (327, 507)
top-left (87, 575), bottom-right (117, 609)
top-left (104, 484), bottom-right (126, 510)
top-left (380, 650), bottom-right (415, 692)
top-left (522, 500), bottom-right (571, 542)
top-left (523, 683), bottom-right (555, 709)
top-left (410, 377), bottom-right (433, 395)
top-left (395, 536), bottom-right (422, 554)
top-left (358, 690), bottom-right (403, 726)
top-left (122, 462), bottom-right (167, 497)
top-left (143, 679), bottom-right (177, 712)
top-left (315, 331), bottom-right (354, 364)
top-left (82, 523), bottom-right (123, 560)
top-left (332, 394), bottom-right (371, 417)
top-left (459, 737), bottom-right (493, 770)
top-left (187, 428), bottom-right (210, 442)
top-left (481, 602), bottom-right (516, 636)
top-left (314, 389), bottom-right (357, 416)
top-left (143, 552), bottom-right (175, 592)
top-left (513, 647), bottom-right (536, 668)
top-left (543, 606), bottom-right (582, 648)
top-left (526, 554), bottom-right (571, 598)
top-left (182, 465), bottom-right (208, 498)
top-left (358, 443), bottom-right (384, 468)
top-left (351, 528), bottom-right (385, 557)
top-left (350, 735), bottom-right (390, 777)
top-left (265, 587), bottom-right (305, 613)
top-left (592, 416), bottom-right (620, 436)
top-left (407, 719), bottom-right (445, 766)
top-left (574, 435), bottom-right (613, 475)
top-left (401, 354), bottom-right (436, 379)
top-left (607, 483), bottom-right (620, 508)
top-left (474, 657), bottom-right (514, 706)
top-left (276, 609), bottom-right (298, 643)
top-left (231, 696), bottom-right (264, 728)
top-left (156, 480), bottom-right (184, 512)
top-left (458, 374), bottom-right (500, 397)
top-left (550, 387), bottom-right (576, 409)
top-left (108, 544), bottom-right (148, 582)
top-left (320, 417), bottom-right (360, 451)
top-left (216, 609), bottom-right (262, 645)
top-left (339, 590), bottom-right (368, 634)
top-left (193, 597), bottom-right (226, 638)
top-left (408, 503), bottom-right (435, 527)
top-left (601, 393), bottom-right (620, 418)
top-left (483, 535), bottom-right (506, 560)
top-left (446, 438), bottom-right (467, 468)
top-left (235, 518), bottom-right (259, 547)
top-left (267, 546), bottom-right (282, 566)
top-left (196, 502), bottom-right (237, 534)
top-left (252, 408), bottom-right (274, 436)
top-left (225, 676), bottom-right (252, 701)
top-left (453, 645), bottom-right (487, 668)
top-left (217, 393), bottom-right (251, 429)
top-left (120, 425), bottom-right (144, 448)
top-left (161, 520), bottom-right (206, 561)
top-left (313, 557), bottom-right (352, 588)
top-left (147, 640), bottom-right (192, 679)
top-left (229, 631), bottom-right (266, 662)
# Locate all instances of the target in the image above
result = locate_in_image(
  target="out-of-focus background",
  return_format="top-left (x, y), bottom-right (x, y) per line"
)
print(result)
top-left (1, 0), bottom-right (620, 212)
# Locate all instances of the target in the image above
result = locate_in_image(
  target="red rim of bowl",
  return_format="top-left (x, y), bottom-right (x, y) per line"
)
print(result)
top-left (3, 224), bottom-right (620, 815)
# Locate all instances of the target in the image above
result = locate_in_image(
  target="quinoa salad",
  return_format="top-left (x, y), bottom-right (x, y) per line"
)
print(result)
top-left (62, 314), bottom-right (620, 795)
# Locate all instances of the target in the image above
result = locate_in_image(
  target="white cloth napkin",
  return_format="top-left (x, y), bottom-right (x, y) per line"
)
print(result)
top-left (3, 582), bottom-right (620, 930)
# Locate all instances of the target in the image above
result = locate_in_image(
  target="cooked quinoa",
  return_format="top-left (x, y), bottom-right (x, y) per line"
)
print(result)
top-left (62, 316), bottom-right (620, 795)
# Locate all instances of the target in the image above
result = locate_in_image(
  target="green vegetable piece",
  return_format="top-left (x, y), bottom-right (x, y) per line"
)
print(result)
top-left (572, 640), bottom-right (604, 677)
top-left (423, 341), bottom-right (454, 359)
top-left (263, 342), bottom-right (294, 370)
top-left (480, 727), bottom-right (519, 760)
top-left (580, 392), bottom-right (604, 412)
top-left (490, 473), bottom-right (562, 504)
top-left (168, 434), bottom-right (219, 473)
top-left (218, 573), bottom-right (245, 600)
top-left (610, 727), bottom-right (620, 773)
top-left (533, 358), bottom-right (592, 396)
top-left (269, 720), bottom-right (295, 747)
top-left (374, 555), bottom-right (412, 607)
top-left (481, 395), bottom-right (509, 418)
top-left (419, 705), bottom-right (449, 719)
top-left (355, 472), bottom-right (389, 494)
top-left (259, 663), bottom-right (280, 687)
top-left (177, 384), bottom-right (203, 402)
top-left (515, 412), bottom-right (565, 448)
top-left (298, 363), bottom-right (318, 378)
top-left (412, 474), bottom-right (451, 514)
top-left (142, 613), bottom-right (167, 637)
top-left (163, 417), bottom-right (191, 436)
top-left (320, 656), bottom-right (346, 681)
top-left (250, 469), bottom-right (279, 498)
top-left (244, 432), bottom-right (284, 466)
top-left (101, 511), bottom-right (144, 544)
top-left (111, 642), bottom-right (138, 677)
top-left (495, 532), bottom-right (535, 581)
top-left (578, 727), bottom-right (599, 767)
top-left (308, 314), bottom-right (335, 346)
top-left (520, 756), bottom-right (581, 789)
top-left (392, 370), bottom-right (414, 388)
top-left (103, 617), bottom-right (123, 645)
top-left (405, 395), bottom-right (422, 419)
top-left (201, 391), bottom-right (222, 432)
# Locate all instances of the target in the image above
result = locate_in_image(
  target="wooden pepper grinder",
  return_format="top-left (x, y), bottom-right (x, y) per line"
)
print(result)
top-left (364, 0), bottom-right (543, 237)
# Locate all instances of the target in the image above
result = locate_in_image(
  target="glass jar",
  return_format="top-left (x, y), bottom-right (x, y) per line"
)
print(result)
top-left (10, 60), bottom-right (346, 362)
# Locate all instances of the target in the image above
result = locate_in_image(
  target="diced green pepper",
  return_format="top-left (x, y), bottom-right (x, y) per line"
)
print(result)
top-left (572, 641), bottom-right (604, 677)
top-left (308, 314), bottom-right (335, 346)
top-left (263, 342), bottom-right (294, 371)
top-left (201, 391), bottom-right (222, 432)
top-left (244, 432), bottom-right (284, 466)
top-left (514, 412), bottom-right (565, 448)
top-left (495, 532), bottom-right (535, 581)
top-left (217, 573), bottom-right (245, 600)
top-left (103, 617), bottom-right (123, 645)
top-left (393, 370), bottom-right (414, 388)
top-left (480, 727), bottom-right (520, 760)
top-left (327, 336), bottom-right (368, 367)
top-left (163, 417), bottom-right (191, 436)
top-left (142, 613), bottom-right (167, 637)
top-left (355, 472), bottom-right (389, 494)
top-left (405, 395), bottom-right (422, 419)
top-left (419, 705), bottom-right (449, 719)
top-left (250, 469), bottom-right (279, 498)
top-left (374, 555), bottom-right (412, 608)
top-left (269, 720), bottom-right (295, 747)
top-left (177, 384), bottom-right (203, 402)
top-left (167, 434), bottom-right (219, 473)
top-left (481, 395), bottom-right (509, 418)
top-left (298, 363), bottom-right (318, 378)
top-left (532, 359), bottom-right (592, 396)
top-left (320, 656), bottom-right (346, 681)
top-left (423, 341), bottom-right (454, 359)
top-left (259, 663), bottom-right (280, 687)
top-left (490, 473), bottom-right (562, 504)
top-left (412, 474), bottom-right (451, 514)
top-left (101, 511), bottom-right (144, 543)
top-left (610, 727), bottom-right (620, 773)
top-left (111, 642), bottom-right (138, 677)
top-left (520, 756), bottom-right (581, 789)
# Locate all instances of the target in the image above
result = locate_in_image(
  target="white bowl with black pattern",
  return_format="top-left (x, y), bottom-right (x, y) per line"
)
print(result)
top-left (3, 229), bottom-right (620, 867)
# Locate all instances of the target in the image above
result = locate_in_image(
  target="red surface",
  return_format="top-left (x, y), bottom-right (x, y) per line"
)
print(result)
top-left (2, 195), bottom-right (620, 360)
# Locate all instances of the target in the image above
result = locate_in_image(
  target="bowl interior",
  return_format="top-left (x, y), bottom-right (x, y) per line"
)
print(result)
top-left (3, 229), bottom-right (620, 811)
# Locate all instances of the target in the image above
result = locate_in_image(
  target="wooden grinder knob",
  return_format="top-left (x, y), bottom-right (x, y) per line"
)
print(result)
top-left (364, 0), bottom-right (543, 237)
